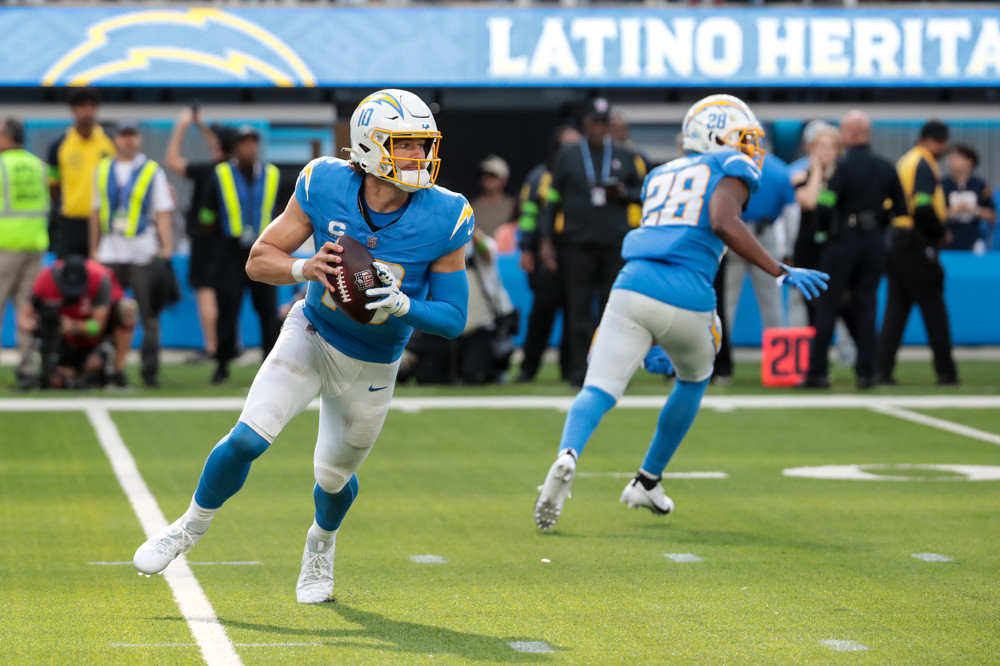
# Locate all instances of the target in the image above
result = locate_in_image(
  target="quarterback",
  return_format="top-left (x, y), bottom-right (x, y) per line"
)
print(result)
top-left (134, 90), bottom-right (474, 603)
top-left (534, 95), bottom-right (829, 530)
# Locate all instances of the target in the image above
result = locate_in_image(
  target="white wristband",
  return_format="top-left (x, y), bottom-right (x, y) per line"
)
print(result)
top-left (291, 258), bottom-right (307, 283)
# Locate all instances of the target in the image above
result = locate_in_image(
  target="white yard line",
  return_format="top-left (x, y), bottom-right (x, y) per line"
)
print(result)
top-left (869, 405), bottom-right (1000, 447)
top-left (85, 407), bottom-right (241, 666)
top-left (4, 394), bottom-right (1000, 413)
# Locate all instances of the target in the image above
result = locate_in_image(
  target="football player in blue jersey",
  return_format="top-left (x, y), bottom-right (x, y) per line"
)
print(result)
top-left (134, 90), bottom-right (475, 603)
top-left (534, 95), bottom-right (829, 530)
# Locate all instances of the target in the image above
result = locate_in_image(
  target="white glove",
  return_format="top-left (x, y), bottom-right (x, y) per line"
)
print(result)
top-left (365, 262), bottom-right (410, 317)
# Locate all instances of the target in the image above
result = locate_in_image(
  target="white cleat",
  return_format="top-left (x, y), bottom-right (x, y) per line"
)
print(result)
top-left (296, 535), bottom-right (336, 604)
top-left (620, 477), bottom-right (675, 516)
top-left (133, 517), bottom-right (206, 575)
top-left (534, 451), bottom-right (578, 530)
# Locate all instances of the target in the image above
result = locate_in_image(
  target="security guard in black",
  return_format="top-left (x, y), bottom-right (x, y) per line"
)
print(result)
top-left (804, 110), bottom-right (908, 388)
top-left (537, 99), bottom-right (646, 385)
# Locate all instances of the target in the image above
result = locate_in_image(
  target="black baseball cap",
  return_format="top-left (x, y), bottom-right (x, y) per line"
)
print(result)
top-left (920, 120), bottom-right (949, 142)
top-left (211, 124), bottom-right (238, 154)
top-left (54, 255), bottom-right (89, 301)
top-left (114, 119), bottom-right (141, 136)
top-left (584, 98), bottom-right (612, 123)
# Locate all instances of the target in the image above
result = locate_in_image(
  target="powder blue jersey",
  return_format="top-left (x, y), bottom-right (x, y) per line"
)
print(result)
top-left (614, 150), bottom-right (761, 312)
top-left (295, 158), bottom-right (474, 363)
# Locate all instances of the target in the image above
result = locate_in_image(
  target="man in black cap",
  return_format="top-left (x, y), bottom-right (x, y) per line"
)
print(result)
top-left (88, 119), bottom-right (174, 388)
top-left (878, 120), bottom-right (959, 385)
top-left (199, 124), bottom-right (281, 384)
top-left (166, 107), bottom-right (237, 364)
top-left (18, 255), bottom-right (135, 388)
top-left (538, 98), bottom-right (647, 385)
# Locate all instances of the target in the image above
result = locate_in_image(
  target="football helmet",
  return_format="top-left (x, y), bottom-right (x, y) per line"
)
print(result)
top-left (681, 94), bottom-right (765, 167)
top-left (348, 89), bottom-right (441, 192)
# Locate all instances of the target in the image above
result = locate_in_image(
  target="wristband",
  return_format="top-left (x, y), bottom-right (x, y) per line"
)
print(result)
top-left (84, 319), bottom-right (101, 336)
top-left (291, 258), bottom-right (307, 283)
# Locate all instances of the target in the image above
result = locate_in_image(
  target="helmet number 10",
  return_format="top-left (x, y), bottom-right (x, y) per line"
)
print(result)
top-left (641, 164), bottom-right (711, 227)
top-left (357, 108), bottom-right (374, 127)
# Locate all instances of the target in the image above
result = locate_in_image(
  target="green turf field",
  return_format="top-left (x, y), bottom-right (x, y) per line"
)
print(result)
top-left (2, 363), bottom-right (999, 664)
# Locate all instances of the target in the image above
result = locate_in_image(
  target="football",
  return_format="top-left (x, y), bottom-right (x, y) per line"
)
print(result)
top-left (329, 236), bottom-right (380, 325)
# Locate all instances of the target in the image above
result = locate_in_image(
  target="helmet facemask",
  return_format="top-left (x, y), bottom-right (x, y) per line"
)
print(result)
top-left (368, 130), bottom-right (442, 192)
top-left (718, 125), bottom-right (766, 168)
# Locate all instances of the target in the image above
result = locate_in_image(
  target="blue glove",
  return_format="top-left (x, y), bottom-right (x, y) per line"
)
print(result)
top-left (777, 263), bottom-right (830, 300)
top-left (643, 346), bottom-right (675, 376)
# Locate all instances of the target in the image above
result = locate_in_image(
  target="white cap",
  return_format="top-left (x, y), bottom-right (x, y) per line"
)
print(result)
top-left (479, 154), bottom-right (509, 179)
top-left (802, 119), bottom-right (834, 145)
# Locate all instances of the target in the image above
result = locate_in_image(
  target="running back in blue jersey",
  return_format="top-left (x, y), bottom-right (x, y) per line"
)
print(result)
top-left (295, 157), bottom-right (474, 363)
top-left (614, 150), bottom-right (761, 312)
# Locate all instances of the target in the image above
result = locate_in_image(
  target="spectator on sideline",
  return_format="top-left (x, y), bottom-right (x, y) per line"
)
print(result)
top-left (88, 120), bottom-right (174, 388)
top-left (47, 88), bottom-right (115, 259)
top-left (538, 98), bottom-right (647, 386)
top-left (791, 123), bottom-right (843, 326)
top-left (788, 119), bottom-right (835, 178)
top-left (0, 118), bottom-right (50, 381)
top-left (166, 107), bottom-right (236, 364)
top-left (879, 121), bottom-right (959, 386)
top-left (802, 110), bottom-right (908, 390)
top-left (470, 154), bottom-right (517, 239)
top-left (199, 125), bottom-right (281, 384)
top-left (716, 151), bottom-right (797, 379)
top-left (943, 143), bottom-right (995, 252)
top-left (18, 255), bottom-right (135, 389)
top-left (516, 124), bottom-right (578, 383)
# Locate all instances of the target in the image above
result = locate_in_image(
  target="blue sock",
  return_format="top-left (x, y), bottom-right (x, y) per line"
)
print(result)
top-left (558, 386), bottom-right (616, 459)
top-left (313, 474), bottom-right (359, 532)
top-left (641, 377), bottom-right (710, 477)
top-left (194, 422), bottom-right (271, 510)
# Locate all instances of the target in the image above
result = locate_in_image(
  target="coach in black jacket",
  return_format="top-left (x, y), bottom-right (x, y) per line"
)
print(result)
top-left (538, 99), bottom-right (646, 386)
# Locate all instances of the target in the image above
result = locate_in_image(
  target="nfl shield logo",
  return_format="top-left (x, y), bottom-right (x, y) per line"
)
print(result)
top-left (367, 236), bottom-right (378, 249)
top-left (354, 270), bottom-right (375, 291)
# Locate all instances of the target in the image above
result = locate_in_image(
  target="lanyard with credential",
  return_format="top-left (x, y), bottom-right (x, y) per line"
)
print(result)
top-left (579, 135), bottom-right (613, 187)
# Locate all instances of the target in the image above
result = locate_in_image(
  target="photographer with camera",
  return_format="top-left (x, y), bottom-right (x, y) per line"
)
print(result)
top-left (400, 229), bottom-right (518, 386)
top-left (17, 255), bottom-right (135, 389)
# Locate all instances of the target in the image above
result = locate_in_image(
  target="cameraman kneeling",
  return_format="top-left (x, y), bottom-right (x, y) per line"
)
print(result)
top-left (18, 255), bottom-right (135, 389)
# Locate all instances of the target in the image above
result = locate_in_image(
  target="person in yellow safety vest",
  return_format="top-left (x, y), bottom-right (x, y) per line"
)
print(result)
top-left (0, 118), bottom-right (50, 380)
top-left (200, 125), bottom-right (281, 384)
top-left (88, 120), bottom-right (174, 388)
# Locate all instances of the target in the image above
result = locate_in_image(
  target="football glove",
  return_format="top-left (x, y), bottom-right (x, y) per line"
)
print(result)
top-left (643, 346), bottom-right (675, 377)
top-left (365, 262), bottom-right (411, 317)
top-left (777, 263), bottom-right (830, 300)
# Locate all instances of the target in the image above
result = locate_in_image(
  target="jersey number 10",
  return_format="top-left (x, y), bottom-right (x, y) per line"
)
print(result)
top-left (641, 164), bottom-right (711, 227)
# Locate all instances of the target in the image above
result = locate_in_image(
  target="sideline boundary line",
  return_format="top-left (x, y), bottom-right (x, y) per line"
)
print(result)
top-left (870, 405), bottom-right (1000, 447)
top-left (5, 394), bottom-right (1000, 413)
top-left (85, 407), bottom-right (241, 666)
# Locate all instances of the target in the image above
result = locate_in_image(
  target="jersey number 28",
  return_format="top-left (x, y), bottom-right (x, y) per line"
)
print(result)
top-left (641, 164), bottom-right (711, 227)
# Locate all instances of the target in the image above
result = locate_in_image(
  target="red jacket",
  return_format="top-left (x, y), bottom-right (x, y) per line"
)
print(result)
top-left (31, 259), bottom-right (124, 347)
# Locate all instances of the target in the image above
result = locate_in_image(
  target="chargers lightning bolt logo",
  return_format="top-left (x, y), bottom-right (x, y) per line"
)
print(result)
top-left (42, 8), bottom-right (315, 87)
top-left (359, 92), bottom-right (406, 119)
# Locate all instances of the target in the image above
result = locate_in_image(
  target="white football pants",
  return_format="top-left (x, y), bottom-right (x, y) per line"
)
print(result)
top-left (585, 289), bottom-right (721, 400)
top-left (238, 302), bottom-right (399, 493)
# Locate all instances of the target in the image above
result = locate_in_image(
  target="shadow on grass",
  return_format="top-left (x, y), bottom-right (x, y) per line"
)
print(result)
top-left (221, 605), bottom-right (563, 662)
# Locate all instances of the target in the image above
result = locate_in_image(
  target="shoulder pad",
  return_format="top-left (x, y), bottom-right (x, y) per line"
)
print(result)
top-left (297, 157), bottom-right (348, 202)
top-left (719, 151), bottom-right (762, 194)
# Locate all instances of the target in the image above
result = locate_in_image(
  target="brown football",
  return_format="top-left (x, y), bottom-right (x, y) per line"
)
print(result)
top-left (330, 236), bottom-right (380, 324)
